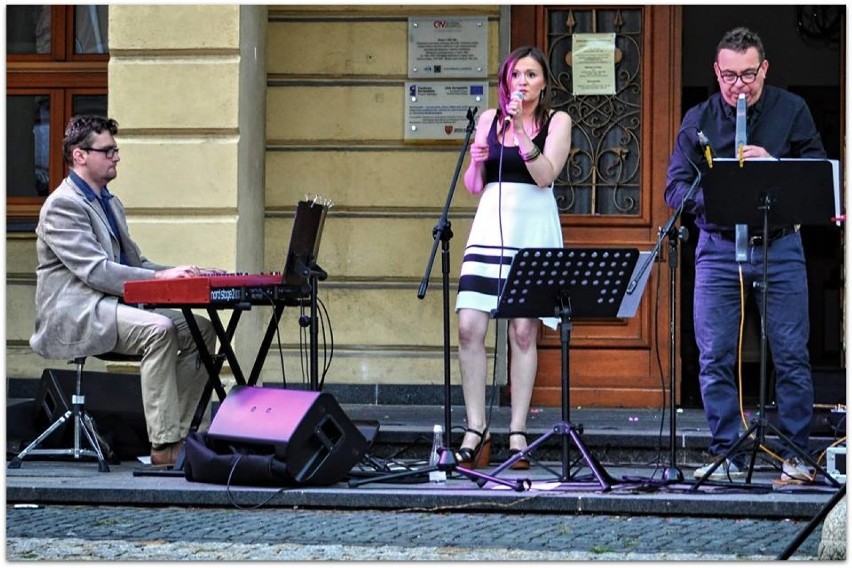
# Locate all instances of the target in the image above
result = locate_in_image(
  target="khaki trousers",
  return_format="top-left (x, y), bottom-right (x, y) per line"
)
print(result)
top-left (114, 304), bottom-right (215, 445)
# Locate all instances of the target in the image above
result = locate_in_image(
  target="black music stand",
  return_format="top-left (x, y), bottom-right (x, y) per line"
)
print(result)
top-left (691, 158), bottom-right (842, 490)
top-left (284, 198), bottom-right (330, 391)
top-left (483, 247), bottom-right (650, 491)
top-left (283, 198), bottom-right (328, 288)
top-left (702, 159), bottom-right (840, 227)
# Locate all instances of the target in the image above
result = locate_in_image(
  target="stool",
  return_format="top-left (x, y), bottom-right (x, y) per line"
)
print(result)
top-left (8, 352), bottom-right (142, 472)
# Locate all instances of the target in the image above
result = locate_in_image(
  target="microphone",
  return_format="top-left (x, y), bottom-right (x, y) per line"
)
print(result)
top-left (734, 93), bottom-right (747, 158)
top-left (697, 130), bottom-right (713, 169)
top-left (504, 90), bottom-right (524, 125)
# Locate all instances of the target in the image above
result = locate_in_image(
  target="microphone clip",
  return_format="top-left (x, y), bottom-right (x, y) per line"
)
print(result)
top-left (697, 130), bottom-right (713, 169)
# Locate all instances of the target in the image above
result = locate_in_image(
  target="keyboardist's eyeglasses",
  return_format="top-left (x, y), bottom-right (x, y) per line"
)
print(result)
top-left (82, 145), bottom-right (120, 159)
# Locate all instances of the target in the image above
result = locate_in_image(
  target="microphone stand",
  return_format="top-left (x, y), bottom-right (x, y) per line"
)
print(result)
top-left (350, 108), bottom-right (525, 491)
top-left (628, 170), bottom-right (702, 483)
top-left (417, 106), bottom-right (477, 451)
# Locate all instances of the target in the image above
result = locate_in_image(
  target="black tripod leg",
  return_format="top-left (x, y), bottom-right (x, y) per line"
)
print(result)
top-left (485, 423), bottom-right (614, 491)
top-left (348, 466), bottom-right (431, 488)
top-left (762, 422), bottom-right (842, 487)
top-left (690, 416), bottom-right (838, 490)
top-left (351, 444), bottom-right (524, 490)
top-left (455, 464), bottom-right (529, 491)
top-left (566, 425), bottom-right (614, 491)
top-left (689, 421), bottom-right (758, 491)
top-left (348, 463), bottom-right (526, 491)
top-left (485, 428), bottom-right (558, 480)
top-left (777, 484), bottom-right (846, 560)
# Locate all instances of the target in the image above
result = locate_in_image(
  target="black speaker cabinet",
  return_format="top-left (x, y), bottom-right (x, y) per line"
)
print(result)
top-left (7, 398), bottom-right (38, 454)
top-left (35, 368), bottom-right (150, 459)
top-left (207, 385), bottom-right (367, 486)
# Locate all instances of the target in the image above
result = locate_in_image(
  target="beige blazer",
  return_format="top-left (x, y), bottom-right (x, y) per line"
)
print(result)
top-left (29, 177), bottom-right (169, 359)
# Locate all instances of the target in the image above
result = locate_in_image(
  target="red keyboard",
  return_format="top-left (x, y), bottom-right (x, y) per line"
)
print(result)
top-left (124, 274), bottom-right (304, 306)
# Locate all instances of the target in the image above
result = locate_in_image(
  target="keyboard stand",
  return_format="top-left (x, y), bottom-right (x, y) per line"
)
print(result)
top-left (185, 297), bottom-right (303, 435)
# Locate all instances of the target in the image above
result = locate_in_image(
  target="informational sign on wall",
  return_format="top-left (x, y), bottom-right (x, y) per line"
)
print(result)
top-left (408, 17), bottom-right (488, 78)
top-left (572, 33), bottom-right (617, 96)
top-left (404, 81), bottom-right (488, 140)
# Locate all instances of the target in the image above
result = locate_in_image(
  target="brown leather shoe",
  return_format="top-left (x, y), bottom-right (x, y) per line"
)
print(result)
top-left (150, 441), bottom-right (182, 467)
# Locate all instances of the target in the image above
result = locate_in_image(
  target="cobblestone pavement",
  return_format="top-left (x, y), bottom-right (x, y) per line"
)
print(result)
top-left (6, 504), bottom-right (821, 561)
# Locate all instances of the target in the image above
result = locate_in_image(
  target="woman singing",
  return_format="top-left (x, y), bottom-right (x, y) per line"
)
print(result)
top-left (455, 45), bottom-right (572, 469)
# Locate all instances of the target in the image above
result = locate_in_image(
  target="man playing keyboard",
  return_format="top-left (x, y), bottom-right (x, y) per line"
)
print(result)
top-left (29, 115), bottom-right (224, 467)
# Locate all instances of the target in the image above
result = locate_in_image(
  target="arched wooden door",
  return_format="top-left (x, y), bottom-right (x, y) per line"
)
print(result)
top-left (511, 6), bottom-right (682, 407)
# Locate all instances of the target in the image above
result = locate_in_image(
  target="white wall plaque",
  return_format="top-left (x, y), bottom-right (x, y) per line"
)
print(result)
top-left (408, 17), bottom-right (488, 78)
top-left (405, 82), bottom-right (488, 141)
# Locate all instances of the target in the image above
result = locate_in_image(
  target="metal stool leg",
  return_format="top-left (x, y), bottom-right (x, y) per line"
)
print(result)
top-left (8, 357), bottom-right (111, 472)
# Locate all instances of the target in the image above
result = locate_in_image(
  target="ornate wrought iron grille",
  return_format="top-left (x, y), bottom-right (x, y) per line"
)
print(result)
top-left (547, 8), bottom-right (643, 215)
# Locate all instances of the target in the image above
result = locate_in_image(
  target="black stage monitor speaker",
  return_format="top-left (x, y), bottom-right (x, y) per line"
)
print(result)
top-left (207, 385), bottom-right (367, 486)
top-left (7, 399), bottom-right (38, 454)
top-left (35, 368), bottom-right (150, 459)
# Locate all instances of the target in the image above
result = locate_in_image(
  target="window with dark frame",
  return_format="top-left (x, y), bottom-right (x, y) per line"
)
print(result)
top-left (6, 5), bottom-right (109, 222)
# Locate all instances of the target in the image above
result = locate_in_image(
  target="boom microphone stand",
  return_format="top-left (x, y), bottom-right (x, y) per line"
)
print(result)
top-left (628, 171), bottom-right (702, 483)
top-left (350, 108), bottom-right (523, 490)
top-left (417, 105), bottom-right (477, 454)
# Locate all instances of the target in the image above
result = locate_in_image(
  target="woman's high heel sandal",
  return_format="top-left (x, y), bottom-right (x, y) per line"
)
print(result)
top-left (508, 431), bottom-right (531, 470)
top-left (455, 428), bottom-right (492, 469)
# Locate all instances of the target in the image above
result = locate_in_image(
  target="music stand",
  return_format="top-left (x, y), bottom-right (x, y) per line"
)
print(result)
top-left (691, 158), bottom-right (843, 490)
top-left (483, 247), bottom-right (651, 491)
top-left (702, 158), bottom-right (840, 227)
top-left (283, 198), bottom-right (329, 288)
top-left (284, 198), bottom-right (329, 391)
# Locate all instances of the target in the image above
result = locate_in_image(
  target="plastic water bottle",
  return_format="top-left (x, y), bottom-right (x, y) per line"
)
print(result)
top-left (428, 424), bottom-right (447, 483)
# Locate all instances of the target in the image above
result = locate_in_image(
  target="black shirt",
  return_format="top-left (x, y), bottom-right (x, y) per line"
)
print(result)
top-left (664, 85), bottom-right (826, 232)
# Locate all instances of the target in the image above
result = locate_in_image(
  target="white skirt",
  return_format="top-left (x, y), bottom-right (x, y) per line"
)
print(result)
top-left (456, 182), bottom-right (564, 329)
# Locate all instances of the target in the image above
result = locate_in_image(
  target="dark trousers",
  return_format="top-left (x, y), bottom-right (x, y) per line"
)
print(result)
top-left (693, 230), bottom-right (813, 459)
